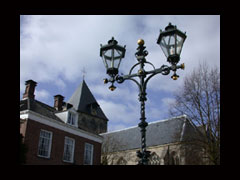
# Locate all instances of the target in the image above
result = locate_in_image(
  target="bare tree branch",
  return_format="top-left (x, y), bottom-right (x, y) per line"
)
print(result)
top-left (169, 61), bottom-right (220, 165)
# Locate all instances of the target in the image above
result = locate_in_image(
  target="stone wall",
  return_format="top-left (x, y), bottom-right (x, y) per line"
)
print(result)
top-left (102, 142), bottom-right (186, 165)
top-left (78, 112), bottom-right (107, 134)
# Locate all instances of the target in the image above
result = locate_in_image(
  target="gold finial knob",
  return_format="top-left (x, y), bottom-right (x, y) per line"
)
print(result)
top-left (137, 39), bottom-right (144, 45)
top-left (172, 75), bottom-right (178, 80)
top-left (171, 74), bottom-right (179, 80)
top-left (109, 84), bottom-right (116, 91)
top-left (103, 78), bottom-right (108, 84)
top-left (180, 63), bottom-right (185, 70)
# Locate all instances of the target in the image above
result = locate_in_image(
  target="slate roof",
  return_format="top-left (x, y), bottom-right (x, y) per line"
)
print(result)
top-left (67, 80), bottom-right (108, 121)
top-left (100, 115), bottom-right (198, 153)
top-left (20, 98), bottom-right (64, 123)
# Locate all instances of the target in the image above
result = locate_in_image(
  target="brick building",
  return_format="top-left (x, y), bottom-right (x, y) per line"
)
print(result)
top-left (20, 79), bottom-right (108, 165)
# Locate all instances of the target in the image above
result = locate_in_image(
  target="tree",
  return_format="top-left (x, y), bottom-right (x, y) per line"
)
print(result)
top-left (169, 62), bottom-right (220, 165)
top-left (101, 136), bottom-right (128, 165)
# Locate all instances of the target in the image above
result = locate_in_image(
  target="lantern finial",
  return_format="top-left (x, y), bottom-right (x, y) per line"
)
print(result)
top-left (137, 39), bottom-right (145, 45)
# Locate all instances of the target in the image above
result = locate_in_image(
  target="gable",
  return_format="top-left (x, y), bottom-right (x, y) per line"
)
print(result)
top-left (67, 80), bottom-right (108, 120)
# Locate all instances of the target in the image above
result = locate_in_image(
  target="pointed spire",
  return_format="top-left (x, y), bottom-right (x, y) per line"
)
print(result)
top-left (81, 67), bottom-right (86, 81)
top-left (67, 80), bottom-right (108, 120)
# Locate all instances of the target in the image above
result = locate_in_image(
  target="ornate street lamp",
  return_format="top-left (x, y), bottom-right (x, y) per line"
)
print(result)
top-left (157, 23), bottom-right (187, 80)
top-left (100, 37), bottom-right (126, 90)
top-left (100, 23), bottom-right (187, 165)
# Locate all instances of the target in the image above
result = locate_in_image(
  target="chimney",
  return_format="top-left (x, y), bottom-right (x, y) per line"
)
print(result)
top-left (54, 95), bottom-right (64, 111)
top-left (22, 80), bottom-right (37, 99)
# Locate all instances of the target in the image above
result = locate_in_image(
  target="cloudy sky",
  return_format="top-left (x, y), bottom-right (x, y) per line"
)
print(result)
top-left (20, 15), bottom-right (220, 132)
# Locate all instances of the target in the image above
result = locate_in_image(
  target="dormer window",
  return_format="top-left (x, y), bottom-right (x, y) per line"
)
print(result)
top-left (91, 106), bottom-right (97, 116)
top-left (67, 112), bottom-right (77, 126)
top-left (87, 102), bottom-right (99, 116)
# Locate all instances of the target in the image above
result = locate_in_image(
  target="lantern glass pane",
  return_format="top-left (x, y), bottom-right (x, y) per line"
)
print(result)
top-left (113, 58), bottom-right (120, 69)
top-left (168, 34), bottom-right (176, 56)
top-left (113, 49), bottom-right (124, 68)
top-left (114, 49), bottom-right (121, 59)
top-left (101, 51), bottom-right (107, 68)
top-left (167, 34), bottom-right (175, 46)
top-left (104, 49), bottom-right (112, 59)
top-left (159, 33), bottom-right (178, 58)
top-left (102, 49), bottom-right (113, 69)
top-left (159, 37), bottom-right (169, 58)
top-left (106, 59), bottom-right (112, 68)
top-left (176, 34), bottom-right (184, 55)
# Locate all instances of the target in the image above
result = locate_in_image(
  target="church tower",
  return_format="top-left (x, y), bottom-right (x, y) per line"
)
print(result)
top-left (67, 80), bottom-right (108, 134)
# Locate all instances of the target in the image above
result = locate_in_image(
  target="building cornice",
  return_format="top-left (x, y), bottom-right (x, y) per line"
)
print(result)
top-left (20, 110), bottom-right (103, 143)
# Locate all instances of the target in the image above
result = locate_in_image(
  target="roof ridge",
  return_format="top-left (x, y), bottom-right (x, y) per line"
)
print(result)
top-left (101, 115), bottom-right (187, 135)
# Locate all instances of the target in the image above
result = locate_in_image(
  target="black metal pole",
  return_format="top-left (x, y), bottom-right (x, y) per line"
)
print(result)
top-left (137, 87), bottom-right (151, 165)
top-left (135, 41), bottom-right (151, 165)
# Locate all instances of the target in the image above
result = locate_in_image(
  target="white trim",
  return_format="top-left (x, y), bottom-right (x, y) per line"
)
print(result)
top-left (20, 110), bottom-right (103, 143)
top-left (180, 118), bottom-right (187, 141)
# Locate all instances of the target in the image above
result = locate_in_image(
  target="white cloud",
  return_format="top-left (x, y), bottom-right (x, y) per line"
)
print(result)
top-left (55, 78), bottom-right (66, 90)
top-left (35, 89), bottom-right (50, 101)
top-left (161, 97), bottom-right (175, 107)
top-left (20, 15), bottom-right (220, 132)
top-left (20, 15), bottom-right (140, 87)
top-left (98, 99), bottom-right (139, 125)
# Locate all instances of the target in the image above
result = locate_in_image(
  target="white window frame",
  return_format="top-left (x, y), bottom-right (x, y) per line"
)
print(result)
top-left (37, 129), bottom-right (53, 158)
top-left (67, 111), bottom-right (77, 127)
top-left (63, 136), bottom-right (75, 163)
top-left (84, 143), bottom-right (94, 165)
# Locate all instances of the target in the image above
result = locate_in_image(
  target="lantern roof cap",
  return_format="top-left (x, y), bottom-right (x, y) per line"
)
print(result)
top-left (100, 37), bottom-right (126, 58)
top-left (165, 22), bottom-right (176, 31)
top-left (108, 37), bottom-right (118, 45)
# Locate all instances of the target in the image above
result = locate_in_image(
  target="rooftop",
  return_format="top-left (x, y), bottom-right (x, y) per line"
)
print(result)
top-left (100, 115), bottom-right (198, 153)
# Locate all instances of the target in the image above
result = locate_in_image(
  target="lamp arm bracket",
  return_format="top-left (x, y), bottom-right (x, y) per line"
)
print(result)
top-left (115, 74), bottom-right (141, 92)
top-left (129, 62), bottom-right (141, 75)
top-left (128, 60), bottom-right (156, 76)
top-left (143, 65), bottom-right (171, 89)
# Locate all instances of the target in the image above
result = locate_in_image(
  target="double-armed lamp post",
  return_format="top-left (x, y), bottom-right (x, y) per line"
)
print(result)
top-left (100, 23), bottom-right (187, 165)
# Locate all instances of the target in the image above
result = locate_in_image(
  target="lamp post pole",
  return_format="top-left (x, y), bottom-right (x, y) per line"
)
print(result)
top-left (100, 23), bottom-right (187, 165)
top-left (135, 40), bottom-right (150, 165)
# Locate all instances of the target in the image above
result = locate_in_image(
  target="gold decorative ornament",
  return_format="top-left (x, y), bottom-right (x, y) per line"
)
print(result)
top-left (137, 39), bottom-right (145, 45)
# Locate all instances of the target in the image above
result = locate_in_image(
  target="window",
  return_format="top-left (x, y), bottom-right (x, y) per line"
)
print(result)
top-left (37, 130), bottom-right (52, 158)
top-left (63, 137), bottom-right (75, 163)
top-left (84, 143), bottom-right (94, 165)
top-left (91, 107), bottom-right (97, 115)
top-left (67, 112), bottom-right (76, 126)
top-left (149, 152), bottom-right (161, 165)
top-left (116, 157), bottom-right (127, 165)
top-left (90, 104), bottom-right (97, 115)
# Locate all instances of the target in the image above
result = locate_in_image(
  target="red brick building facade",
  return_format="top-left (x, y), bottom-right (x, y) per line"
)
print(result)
top-left (20, 80), bottom-right (108, 165)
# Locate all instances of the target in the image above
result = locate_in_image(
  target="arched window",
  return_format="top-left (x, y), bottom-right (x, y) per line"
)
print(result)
top-left (149, 152), bottom-right (161, 165)
top-left (164, 148), bottom-right (179, 165)
top-left (116, 156), bottom-right (127, 165)
top-left (175, 156), bottom-right (180, 165)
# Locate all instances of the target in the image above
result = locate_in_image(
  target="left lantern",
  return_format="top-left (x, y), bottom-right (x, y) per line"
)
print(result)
top-left (100, 37), bottom-right (126, 77)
